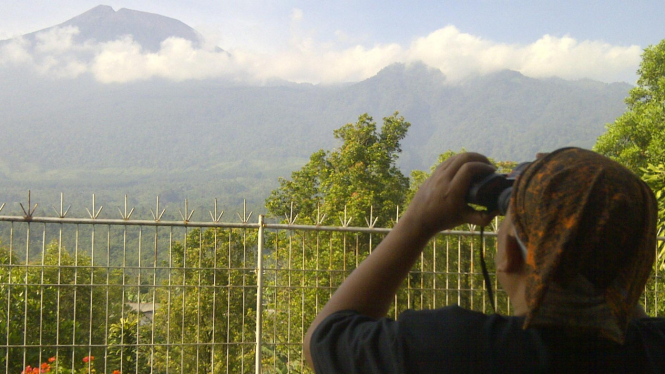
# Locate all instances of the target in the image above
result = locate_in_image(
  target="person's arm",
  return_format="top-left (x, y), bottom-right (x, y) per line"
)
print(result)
top-left (303, 152), bottom-right (496, 367)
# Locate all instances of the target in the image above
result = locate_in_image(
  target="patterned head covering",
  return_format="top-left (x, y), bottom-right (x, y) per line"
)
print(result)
top-left (510, 147), bottom-right (657, 343)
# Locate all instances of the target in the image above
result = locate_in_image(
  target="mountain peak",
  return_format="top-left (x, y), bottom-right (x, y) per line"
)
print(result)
top-left (373, 62), bottom-right (446, 81)
top-left (21, 4), bottom-right (202, 52)
top-left (85, 4), bottom-right (115, 14)
top-left (65, 5), bottom-right (116, 23)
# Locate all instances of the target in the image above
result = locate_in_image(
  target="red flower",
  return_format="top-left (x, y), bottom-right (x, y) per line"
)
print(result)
top-left (82, 355), bottom-right (94, 363)
top-left (113, 371), bottom-right (121, 374)
top-left (48, 357), bottom-right (56, 363)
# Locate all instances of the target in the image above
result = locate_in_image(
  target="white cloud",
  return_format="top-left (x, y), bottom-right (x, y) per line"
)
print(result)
top-left (92, 37), bottom-right (239, 83)
top-left (0, 27), bottom-right (90, 78)
top-left (34, 25), bottom-right (79, 54)
top-left (405, 26), bottom-right (641, 82)
top-left (0, 37), bottom-right (33, 64)
top-left (0, 24), bottom-right (642, 84)
top-left (290, 8), bottom-right (304, 23)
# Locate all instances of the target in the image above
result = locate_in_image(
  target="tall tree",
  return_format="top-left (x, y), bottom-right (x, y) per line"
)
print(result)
top-left (266, 112), bottom-right (410, 228)
top-left (595, 39), bottom-right (665, 174)
top-left (594, 39), bottom-right (665, 273)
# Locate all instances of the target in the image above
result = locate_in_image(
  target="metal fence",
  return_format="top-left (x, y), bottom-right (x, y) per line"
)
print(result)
top-left (0, 195), bottom-right (663, 374)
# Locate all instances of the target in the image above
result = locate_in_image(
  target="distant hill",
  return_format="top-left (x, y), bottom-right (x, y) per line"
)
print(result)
top-left (0, 6), bottom-right (632, 211)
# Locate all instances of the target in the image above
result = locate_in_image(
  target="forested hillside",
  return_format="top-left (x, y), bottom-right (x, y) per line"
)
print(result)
top-left (0, 63), bottom-right (630, 213)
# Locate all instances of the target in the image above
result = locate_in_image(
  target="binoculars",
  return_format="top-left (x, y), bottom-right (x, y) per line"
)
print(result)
top-left (466, 162), bottom-right (531, 215)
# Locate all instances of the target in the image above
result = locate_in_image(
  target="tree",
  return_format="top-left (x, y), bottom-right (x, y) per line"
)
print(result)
top-left (152, 228), bottom-right (257, 373)
top-left (266, 112), bottom-right (410, 228)
top-left (0, 240), bottom-right (125, 373)
top-left (262, 113), bottom-right (411, 371)
top-left (594, 39), bottom-right (665, 284)
top-left (594, 39), bottom-right (665, 174)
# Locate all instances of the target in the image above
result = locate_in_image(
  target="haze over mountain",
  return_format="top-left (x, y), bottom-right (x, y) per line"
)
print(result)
top-left (0, 5), bottom-right (631, 211)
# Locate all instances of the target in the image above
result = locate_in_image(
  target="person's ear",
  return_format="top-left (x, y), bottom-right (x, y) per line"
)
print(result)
top-left (497, 227), bottom-right (524, 273)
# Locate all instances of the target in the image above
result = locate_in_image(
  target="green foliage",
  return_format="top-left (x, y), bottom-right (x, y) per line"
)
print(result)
top-left (0, 240), bottom-right (124, 373)
top-left (108, 316), bottom-right (152, 374)
top-left (642, 164), bottom-right (665, 271)
top-left (266, 113), bottom-right (410, 228)
top-left (595, 39), bottom-right (665, 174)
top-left (152, 228), bottom-right (258, 373)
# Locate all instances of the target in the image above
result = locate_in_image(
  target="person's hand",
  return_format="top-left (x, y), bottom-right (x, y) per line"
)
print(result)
top-left (402, 152), bottom-right (497, 237)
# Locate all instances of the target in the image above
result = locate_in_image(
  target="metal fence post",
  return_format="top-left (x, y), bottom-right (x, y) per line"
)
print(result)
top-left (255, 215), bottom-right (264, 374)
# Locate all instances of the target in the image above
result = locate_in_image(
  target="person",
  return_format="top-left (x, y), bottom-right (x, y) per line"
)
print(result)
top-left (303, 147), bottom-right (665, 373)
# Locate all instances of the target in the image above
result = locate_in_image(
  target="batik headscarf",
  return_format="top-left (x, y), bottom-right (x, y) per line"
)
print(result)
top-left (510, 147), bottom-right (658, 343)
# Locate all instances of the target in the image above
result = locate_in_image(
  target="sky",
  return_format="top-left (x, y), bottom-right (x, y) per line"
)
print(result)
top-left (1, 0), bottom-right (664, 84)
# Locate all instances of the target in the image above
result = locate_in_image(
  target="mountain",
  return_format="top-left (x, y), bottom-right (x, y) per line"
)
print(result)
top-left (4, 5), bottom-right (203, 52)
top-left (0, 7), bottom-right (632, 209)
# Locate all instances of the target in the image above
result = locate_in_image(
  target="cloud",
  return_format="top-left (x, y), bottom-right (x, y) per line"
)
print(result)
top-left (0, 27), bottom-right (91, 79)
top-left (0, 37), bottom-right (33, 65)
top-left (91, 37), bottom-right (239, 83)
top-left (405, 26), bottom-right (641, 82)
top-left (0, 25), bottom-right (642, 84)
top-left (34, 25), bottom-right (79, 54)
top-left (290, 8), bottom-right (304, 23)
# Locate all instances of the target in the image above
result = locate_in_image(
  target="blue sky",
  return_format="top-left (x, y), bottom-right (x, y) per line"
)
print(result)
top-left (1, 0), bottom-right (663, 84)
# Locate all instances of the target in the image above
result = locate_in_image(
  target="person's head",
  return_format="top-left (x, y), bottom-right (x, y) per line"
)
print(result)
top-left (495, 147), bottom-right (658, 343)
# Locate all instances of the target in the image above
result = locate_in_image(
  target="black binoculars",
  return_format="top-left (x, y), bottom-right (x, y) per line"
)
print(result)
top-left (466, 162), bottom-right (531, 215)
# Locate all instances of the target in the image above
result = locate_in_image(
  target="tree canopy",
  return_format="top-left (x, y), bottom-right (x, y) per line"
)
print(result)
top-left (594, 39), bottom-right (665, 174)
top-left (594, 39), bottom-right (665, 270)
top-left (266, 113), bottom-right (410, 228)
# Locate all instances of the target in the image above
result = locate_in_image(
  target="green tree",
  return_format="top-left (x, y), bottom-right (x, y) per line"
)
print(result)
top-left (152, 228), bottom-right (258, 373)
top-left (266, 112), bottom-right (411, 227)
top-left (594, 40), bottom-right (665, 303)
top-left (0, 240), bottom-right (124, 373)
top-left (262, 113), bottom-right (411, 372)
top-left (595, 39), bottom-right (665, 174)
top-left (642, 164), bottom-right (665, 268)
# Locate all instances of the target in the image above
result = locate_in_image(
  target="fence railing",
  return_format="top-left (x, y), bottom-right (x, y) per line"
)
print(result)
top-left (0, 197), bottom-right (663, 374)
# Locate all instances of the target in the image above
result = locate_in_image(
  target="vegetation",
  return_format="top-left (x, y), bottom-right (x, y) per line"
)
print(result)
top-left (0, 241), bottom-right (124, 373)
top-left (0, 63), bottom-right (631, 213)
top-left (595, 39), bottom-right (665, 271)
top-left (0, 111), bottom-right (516, 373)
top-left (2, 35), bottom-right (665, 369)
top-left (266, 112), bottom-right (410, 227)
top-left (595, 39), bottom-right (665, 174)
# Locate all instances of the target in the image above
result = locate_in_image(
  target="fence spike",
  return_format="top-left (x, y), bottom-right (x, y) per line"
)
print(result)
top-left (85, 194), bottom-right (103, 219)
top-left (150, 196), bottom-right (166, 222)
top-left (285, 202), bottom-right (298, 225)
top-left (19, 190), bottom-right (38, 220)
top-left (364, 205), bottom-right (378, 228)
top-left (178, 199), bottom-right (195, 223)
top-left (209, 198), bottom-right (225, 222)
top-left (118, 195), bottom-right (135, 220)
top-left (51, 192), bottom-right (71, 218)
top-left (491, 216), bottom-right (499, 232)
top-left (237, 199), bottom-right (253, 223)
top-left (315, 203), bottom-right (326, 226)
top-left (338, 205), bottom-right (352, 227)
